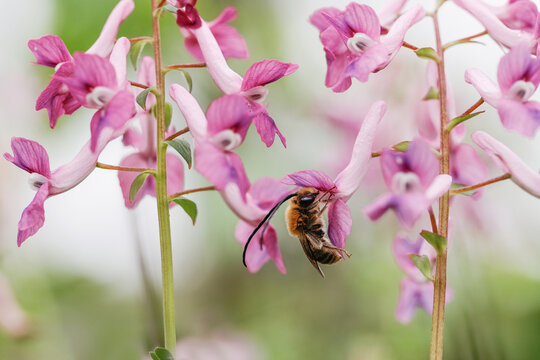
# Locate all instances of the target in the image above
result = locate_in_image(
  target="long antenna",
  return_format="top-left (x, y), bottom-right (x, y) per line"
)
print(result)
top-left (242, 192), bottom-right (296, 267)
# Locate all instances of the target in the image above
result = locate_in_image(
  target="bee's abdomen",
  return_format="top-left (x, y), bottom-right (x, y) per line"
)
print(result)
top-left (313, 248), bottom-right (341, 264)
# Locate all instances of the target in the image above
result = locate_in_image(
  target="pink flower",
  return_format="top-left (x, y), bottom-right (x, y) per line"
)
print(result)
top-left (4, 126), bottom-right (127, 245)
top-left (60, 38), bottom-right (135, 151)
top-left (472, 130), bottom-right (540, 198)
top-left (180, 6), bottom-right (249, 61)
top-left (310, 3), bottom-right (424, 92)
top-left (118, 57), bottom-right (184, 208)
top-left (0, 274), bottom-right (31, 337)
top-left (465, 44), bottom-right (540, 137)
top-left (28, 0), bottom-right (134, 128)
top-left (175, 7), bottom-right (297, 147)
top-left (284, 101), bottom-right (387, 249)
top-left (364, 139), bottom-right (452, 228)
top-left (452, 0), bottom-right (539, 52)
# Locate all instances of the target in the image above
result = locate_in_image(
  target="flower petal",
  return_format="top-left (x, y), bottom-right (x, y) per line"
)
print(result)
top-left (109, 37), bottom-right (131, 89)
top-left (472, 130), bottom-right (540, 197)
top-left (17, 183), bottom-right (50, 246)
top-left (283, 170), bottom-right (336, 192)
top-left (395, 277), bottom-right (433, 324)
top-left (497, 98), bottom-right (540, 137)
top-left (310, 7), bottom-right (342, 32)
top-left (206, 94), bottom-right (255, 139)
top-left (221, 183), bottom-right (266, 223)
top-left (334, 100), bottom-right (386, 198)
top-left (378, 0), bottom-right (408, 27)
top-left (381, 5), bottom-right (425, 59)
top-left (497, 44), bottom-right (533, 92)
top-left (327, 198), bottom-right (352, 249)
top-left (27, 35), bottom-right (72, 68)
top-left (451, 143), bottom-right (488, 197)
top-left (118, 154), bottom-right (155, 208)
top-left (86, 0), bottom-right (135, 57)
top-left (425, 174), bottom-right (452, 203)
top-left (249, 177), bottom-right (292, 209)
top-left (169, 84), bottom-right (207, 140)
top-left (4, 137), bottom-right (51, 177)
top-left (253, 112), bottom-right (286, 148)
top-left (464, 68), bottom-right (502, 107)
top-left (241, 60), bottom-right (298, 91)
top-left (393, 235), bottom-right (424, 278)
top-left (343, 3), bottom-right (381, 40)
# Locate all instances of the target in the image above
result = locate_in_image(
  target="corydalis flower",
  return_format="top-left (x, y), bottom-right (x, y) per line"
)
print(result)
top-left (284, 101), bottom-right (387, 249)
top-left (4, 126), bottom-right (126, 245)
top-left (465, 44), bottom-right (540, 137)
top-left (176, 6), bottom-right (297, 147)
top-left (472, 130), bottom-right (540, 198)
top-left (310, 3), bottom-right (424, 92)
top-left (452, 0), bottom-right (539, 52)
top-left (118, 57), bottom-right (184, 208)
top-left (28, 0), bottom-right (134, 128)
top-left (364, 140), bottom-right (452, 228)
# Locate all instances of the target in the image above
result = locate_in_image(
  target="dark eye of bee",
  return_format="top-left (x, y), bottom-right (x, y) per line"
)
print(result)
top-left (298, 193), bottom-right (317, 207)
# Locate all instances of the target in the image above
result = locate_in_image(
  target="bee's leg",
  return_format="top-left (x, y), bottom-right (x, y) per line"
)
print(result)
top-left (321, 242), bottom-right (352, 258)
top-left (316, 192), bottom-right (335, 217)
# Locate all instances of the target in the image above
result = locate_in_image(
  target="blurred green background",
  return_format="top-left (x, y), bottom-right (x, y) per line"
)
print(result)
top-left (1, 0), bottom-right (540, 359)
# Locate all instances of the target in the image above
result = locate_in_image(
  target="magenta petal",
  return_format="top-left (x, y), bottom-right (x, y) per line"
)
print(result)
top-left (343, 3), bottom-right (381, 40)
top-left (109, 37), bottom-right (131, 88)
top-left (382, 5), bottom-right (425, 58)
top-left (335, 101), bottom-right (386, 198)
top-left (86, 0), bottom-right (135, 57)
top-left (166, 153), bottom-right (185, 198)
top-left (28, 35), bottom-right (72, 68)
top-left (310, 7), bottom-right (342, 31)
top-left (221, 183), bottom-right (266, 223)
top-left (404, 140), bottom-right (440, 188)
top-left (327, 199), bottom-right (352, 249)
top-left (344, 44), bottom-right (388, 82)
top-left (249, 177), bottom-right (291, 209)
top-left (206, 94), bottom-right (254, 137)
top-left (90, 90), bottom-right (134, 151)
top-left (253, 112), bottom-right (286, 148)
top-left (497, 98), bottom-right (540, 137)
top-left (118, 154), bottom-right (155, 208)
top-left (4, 137), bottom-right (51, 177)
top-left (17, 183), bottom-right (50, 246)
top-left (283, 170), bottom-right (336, 192)
top-left (208, 23), bottom-right (249, 60)
top-left (241, 60), bottom-right (298, 91)
top-left (363, 193), bottom-right (394, 222)
top-left (393, 235), bottom-right (424, 278)
top-left (395, 277), bottom-right (433, 324)
top-left (169, 84), bottom-right (207, 140)
top-left (235, 221), bottom-right (286, 274)
top-left (497, 44), bottom-right (532, 91)
top-left (464, 68), bottom-right (502, 107)
top-left (378, 0), bottom-right (408, 26)
top-left (451, 144), bottom-right (488, 192)
top-left (472, 130), bottom-right (540, 198)
top-left (194, 142), bottom-right (250, 195)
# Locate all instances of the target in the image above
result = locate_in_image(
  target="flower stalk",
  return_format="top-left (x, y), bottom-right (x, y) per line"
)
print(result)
top-left (167, 186), bottom-right (215, 202)
top-left (152, 0), bottom-right (176, 353)
top-left (96, 162), bottom-right (155, 172)
top-left (450, 173), bottom-right (511, 195)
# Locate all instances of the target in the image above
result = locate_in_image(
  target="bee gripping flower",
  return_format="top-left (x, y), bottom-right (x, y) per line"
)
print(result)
top-left (284, 101), bottom-right (387, 248)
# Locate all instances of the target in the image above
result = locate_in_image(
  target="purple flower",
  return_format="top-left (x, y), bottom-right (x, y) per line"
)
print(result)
top-left (472, 130), bottom-right (540, 198)
top-left (181, 6), bottom-right (249, 61)
top-left (4, 126), bottom-right (127, 246)
top-left (284, 101), bottom-right (387, 249)
top-left (364, 139), bottom-right (452, 228)
top-left (453, 0), bottom-right (539, 51)
top-left (28, 0), bottom-right (134, 128)
top-left (60, 38), bottom-right (135, 151)
top-left (175, 9), bottom-right (297, 147)
top-left (465, 44), bottom-right (540, 137)
top-left (310, 3), bottom-right (424, 92)
top-left (118, 57), bottom-right (184, 208)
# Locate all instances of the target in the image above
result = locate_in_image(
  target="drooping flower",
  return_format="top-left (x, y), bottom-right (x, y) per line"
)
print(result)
top-left (309, 3), bottom-right (425, 92)
top-left (4, 125), bottom-right (127, 246)
top-left (60, 38), bottom-right (135, 151)
top-left (28, 0), bottom-right (134, 128)
top-left (465, 44), bottom-right (540, 137)
top-left (452, 0), bottom-right (539, 52)
top-left (472, 130), bottom-right (540, 198)
top-left (175, 5), bottom-right (297, 147)
top-left (364, 139), bottom-right (452, 228)
top-left (284, 101), bottom-right (387, 249)
top-left (0, 274), bottom-right (31, 337)
top-left (118, 57), bottom-right (184, 208)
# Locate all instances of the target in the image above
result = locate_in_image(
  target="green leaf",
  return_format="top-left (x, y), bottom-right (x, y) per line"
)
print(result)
top-left (423, 87), bottom-right (439, 100)
top-left (415, 47), bottom-right (440, 63)
top-left (136, 87), bottom-right (153, 110)
top-left (444, 39), bottom-right (484, 51)
top-left (445, 111), bottom-right (484, 133)
top-left (408, 254), bottom-right (434, 282)
top-left (172, 197), bottom-right (198, 225)
top-left (162, 4), bottom-right (178, 13)
top-left (420, 230), bottom-right (447, 255)
top-left (167, 69), bottom-right (193, 93)
top-left (450, 183), bottom-right (474, 197)
top-left (130, 40), bottom-right (151, 70)
top-left (392, 141), bottom-right (410, 152)
top-left (151, 102), bottom-right (173, 128)
top-left (165, 139), bottom-right (192, 168)
top-left (129, 171), bottom-right (153, 202)
top-left (149, 347), bottom-right (174, 360)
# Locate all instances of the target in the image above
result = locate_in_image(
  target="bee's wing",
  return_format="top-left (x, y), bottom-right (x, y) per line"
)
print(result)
top-left (298, 232), bottom-right (325, 278)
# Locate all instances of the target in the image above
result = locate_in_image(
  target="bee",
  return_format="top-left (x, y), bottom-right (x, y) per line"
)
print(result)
top-left (242, 187), bottom-right (350, 278)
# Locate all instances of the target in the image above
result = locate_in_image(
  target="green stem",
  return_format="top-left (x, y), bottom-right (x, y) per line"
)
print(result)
top-left (152, 1), bottom-right (176, 353)
top-left (431, 7), bottom-right (449, 360)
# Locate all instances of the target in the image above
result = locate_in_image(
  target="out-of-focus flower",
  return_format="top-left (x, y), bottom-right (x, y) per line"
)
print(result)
top-left (118, 57), bottom-right (184, 208)
top-left (0, 274), bottom-right (31, 337)
top-left (465, 44), bottom-right (540, 137)
top-left (309, 3), bottom-right (424, 92)
top-left (364, 139), bottom-right (452, 228)
top-left (452, 0), bottom-right (539, 52)
top-left (60, 38), bottom-right (135, 151)
top-left (284, 101), bottom-right (387, 249)
top-left (175, 6), bottom-right (297, 147)
top-left (472, 130), bottom-right (540, 198)
top-left (28, 0), bottom-right (134, 127)
top-left (4, 126), bottom-right (127, 245)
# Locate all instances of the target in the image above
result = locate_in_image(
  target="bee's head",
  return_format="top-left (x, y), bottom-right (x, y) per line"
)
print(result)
top-left (295, 187), bottom-right (319, 208)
